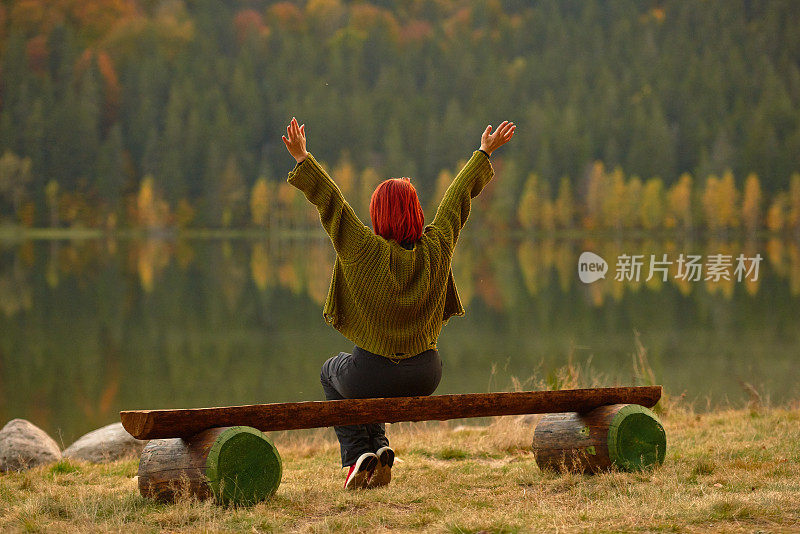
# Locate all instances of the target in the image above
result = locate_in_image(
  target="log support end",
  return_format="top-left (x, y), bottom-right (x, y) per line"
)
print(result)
top-left (137, 426), bottom-right (282, 505)
top-left (532, 403), bottom-right (666, 473)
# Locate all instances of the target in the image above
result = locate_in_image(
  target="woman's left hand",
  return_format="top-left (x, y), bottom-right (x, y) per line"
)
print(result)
top-left (282, 117), bottom-right (308, 163)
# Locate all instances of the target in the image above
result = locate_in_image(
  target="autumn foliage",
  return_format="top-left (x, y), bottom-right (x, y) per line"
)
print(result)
top-left (0, 1), bottom-right (798, 234)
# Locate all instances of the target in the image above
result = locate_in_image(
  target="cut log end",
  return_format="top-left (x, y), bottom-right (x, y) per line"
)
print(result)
top-left (121, 411), bottom-right (152, 440)
top-left (607, 404), bottom-right (667, 471)
top-left (137, 426), bottom-right (282, 505)
top-left (206, 426), bottom-right (283, 505)
top-left (532, 403), bottom-right (666, 473)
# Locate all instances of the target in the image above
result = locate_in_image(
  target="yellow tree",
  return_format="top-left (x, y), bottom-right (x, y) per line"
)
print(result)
top-left (640, 177), bottom-right (664, 230)
top-left (517, 173), bottom-right (540, 230)
top-left (540, 198), bottom-right (556, 233)
top-left (250, 177), bottom-right (271, 226)
top-left (741, 173), bottom-right (762, 234)
top-left (553, 177), bottom-right (574, 229)
top-left (602, 167), bottom-right (626, 230)
top-left (766, 192), bottom-right (787, 233)
top-left (45, 179), bottom-right (60, 227)
top-left (136, 175), bottom-right (171, 229)
top-left (666, 173), bottom-right (692, 230)
top-left (584, 161), bottom-right (606, 229)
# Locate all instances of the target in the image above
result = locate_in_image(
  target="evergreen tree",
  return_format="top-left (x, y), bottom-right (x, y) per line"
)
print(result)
top-left (0, 0), bottom-right (798, 230)
top-left (161, 83), bottom-right (189, 202)
top-left (640, 178), bottom-right (665, 231)
top-left (95, 124), bottom-right (127, 212)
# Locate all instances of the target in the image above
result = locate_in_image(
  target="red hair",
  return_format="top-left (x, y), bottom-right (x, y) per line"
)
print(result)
top-left (369, 178), bottom-right (425, 245)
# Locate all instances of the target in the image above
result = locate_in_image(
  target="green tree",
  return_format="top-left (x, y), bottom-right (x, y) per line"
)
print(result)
top-left (160, 83), bottom-right (189, 202)
top-left (95, 124), bottom-right (127, 214)
top-left (219, 155), bottom-right (246, 228)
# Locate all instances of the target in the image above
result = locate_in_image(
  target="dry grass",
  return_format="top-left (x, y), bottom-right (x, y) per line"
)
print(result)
top-left (1, 402), bottom-right (799, 533)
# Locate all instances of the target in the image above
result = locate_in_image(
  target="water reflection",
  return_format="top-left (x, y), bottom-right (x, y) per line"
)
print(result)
top-left (1, 236), bottom-right (799, 442)
top-left (5, 237), bottom-right (800, 308)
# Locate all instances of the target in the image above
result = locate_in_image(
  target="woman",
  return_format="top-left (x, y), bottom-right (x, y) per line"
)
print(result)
top-left (282, 117), bottom-right (515, 489)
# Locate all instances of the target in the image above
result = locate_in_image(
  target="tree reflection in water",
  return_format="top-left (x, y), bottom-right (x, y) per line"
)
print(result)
top-left (0, 236), bottom-right (798, 443)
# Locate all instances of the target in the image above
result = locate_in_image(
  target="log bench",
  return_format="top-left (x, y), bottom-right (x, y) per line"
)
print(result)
top-left (121, 385), bottom-right (665, 505)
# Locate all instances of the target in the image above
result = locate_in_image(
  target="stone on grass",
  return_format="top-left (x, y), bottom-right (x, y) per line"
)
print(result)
top-left (0, 418), bottom-right (62, 472)
top-left (63, 422), bottom-right (148, 463)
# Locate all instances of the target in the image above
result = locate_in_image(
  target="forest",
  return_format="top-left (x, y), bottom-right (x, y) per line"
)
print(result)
top-left (1, 0), bottom-right (799, 233)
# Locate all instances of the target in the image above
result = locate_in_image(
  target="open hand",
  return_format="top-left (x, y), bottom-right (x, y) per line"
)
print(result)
top-left (480, 120), bottom-right (516, 156)
top-left (282, 117), bottom-right (308, 163)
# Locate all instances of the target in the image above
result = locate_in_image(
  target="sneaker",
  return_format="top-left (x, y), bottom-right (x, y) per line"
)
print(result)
top-left (344, 452), bottom-right (378, 490)
top-left (368, 446), bottom-right (395, 488)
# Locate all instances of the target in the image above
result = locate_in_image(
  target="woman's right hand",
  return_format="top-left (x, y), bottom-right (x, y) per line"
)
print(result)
top-left (282, 117), bottom-right (308, 163)
top-left (480, 120), bottom-right (516, 156)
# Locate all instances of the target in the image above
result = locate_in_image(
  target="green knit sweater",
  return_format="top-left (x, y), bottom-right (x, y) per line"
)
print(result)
top-left (287, 150), bottom-right (493, 358)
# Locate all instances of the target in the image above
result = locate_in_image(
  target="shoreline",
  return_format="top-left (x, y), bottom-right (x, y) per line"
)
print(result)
top-left (0, 225), bottom-right (791, 242)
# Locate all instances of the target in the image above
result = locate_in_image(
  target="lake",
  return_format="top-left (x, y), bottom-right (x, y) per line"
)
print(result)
top-left (1, 235), bottom-right (798, 444)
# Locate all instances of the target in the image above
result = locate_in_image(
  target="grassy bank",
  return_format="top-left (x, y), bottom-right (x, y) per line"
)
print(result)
top-left (1, 403), bottom-right (799, 533)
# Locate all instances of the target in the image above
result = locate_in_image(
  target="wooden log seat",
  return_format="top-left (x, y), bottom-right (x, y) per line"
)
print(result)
top-left (124, 386), bottom-right (664, 504)
top-left (121, 386), bottom-right (662, 440)
top-left (137, 426), bottom-right (282, 505)
top-left (532, 403), bottom-right (666, 473)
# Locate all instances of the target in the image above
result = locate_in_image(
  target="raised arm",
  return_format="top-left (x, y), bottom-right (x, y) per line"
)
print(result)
top-left (283, 118), bottom-right (372, 262)
top-left (431, 120), bottom-right (516, 245)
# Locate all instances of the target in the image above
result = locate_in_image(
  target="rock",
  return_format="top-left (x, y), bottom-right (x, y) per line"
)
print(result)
top-left (63, 422), bottom-right (147, 463)
top-left (0, 419), bottom-right (62, 472)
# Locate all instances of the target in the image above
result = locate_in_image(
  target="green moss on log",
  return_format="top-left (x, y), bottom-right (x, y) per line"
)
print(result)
top-left (205, 426), bottom-right (282, 505)
top-left (607, 404), bottom-right (666, 471)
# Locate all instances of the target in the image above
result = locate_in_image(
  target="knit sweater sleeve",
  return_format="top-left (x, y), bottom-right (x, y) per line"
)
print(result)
top-left (287, 153), bottom-right (371, 262)
top-left (430, 150), bottom-right (494, 247)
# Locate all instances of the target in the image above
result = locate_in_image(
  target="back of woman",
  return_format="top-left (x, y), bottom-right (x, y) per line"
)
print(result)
top-left (282, 117), bottom-right (515, 489)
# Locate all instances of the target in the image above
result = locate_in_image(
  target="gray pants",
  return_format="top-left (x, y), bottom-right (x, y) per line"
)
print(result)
top-left (320, 346), bottom-right (442, 466)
